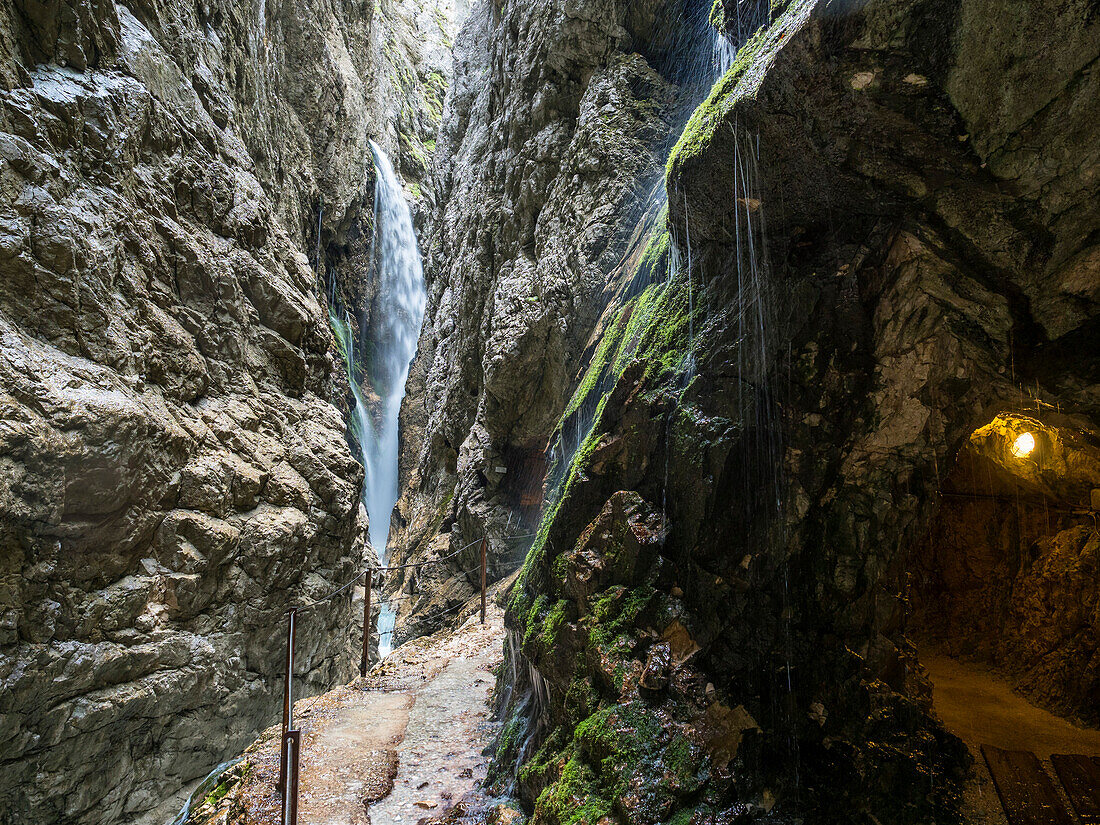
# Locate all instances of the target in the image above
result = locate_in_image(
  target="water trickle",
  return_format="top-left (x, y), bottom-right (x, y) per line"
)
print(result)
top-left (726, 117), bottom-right (802, 789)
top-left (376, 603), bottom-right (397, 659)
top-left (713, 0), bottom-right (772, 75)
top-left (683, 187), bottom-right (695, 371)
top-left (713, 26), bottom-right (737, 76)
top-left (667, 234), bottom-right (682, 285)
top-left (497, 630), bottom-right (551, 796)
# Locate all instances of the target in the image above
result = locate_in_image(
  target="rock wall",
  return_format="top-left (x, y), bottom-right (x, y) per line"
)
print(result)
top-left (501, 0), bottom-right (1099, 822)
top-left (2, 0), bottom-right (1096, 821)
top-left (0, 0), bottom-right (415, 821)
top-left (389, 0), bottom-right (713, 639)
top-left (321, 0), bottom-right (465, 324)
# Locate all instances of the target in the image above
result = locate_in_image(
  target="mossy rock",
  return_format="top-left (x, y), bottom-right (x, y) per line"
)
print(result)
top-left (530, 702), bottom-right (708, 825)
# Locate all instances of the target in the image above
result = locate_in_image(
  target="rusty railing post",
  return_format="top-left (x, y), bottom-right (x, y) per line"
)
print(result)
top-left (480, 537), bottom-right (487, 625)
top-left (360, 571), bottom-right (371, 677)
top-left (278, 608), bottom-right (297, 797)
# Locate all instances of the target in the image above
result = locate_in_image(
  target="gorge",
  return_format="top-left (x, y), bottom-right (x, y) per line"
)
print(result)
top-left (0, 1), bottom-right (1098, 825)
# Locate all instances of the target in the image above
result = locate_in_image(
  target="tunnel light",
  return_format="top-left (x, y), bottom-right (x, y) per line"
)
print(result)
top-left (1010, 432), bottom-right (1036, 458)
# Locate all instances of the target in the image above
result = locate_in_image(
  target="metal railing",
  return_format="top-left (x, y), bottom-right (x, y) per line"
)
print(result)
top-left (276, 534), bottom-right (501, 825)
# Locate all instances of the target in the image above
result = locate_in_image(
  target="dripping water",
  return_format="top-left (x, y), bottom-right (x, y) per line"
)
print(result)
top-left (713, 0), bottom-right (773, 74)
top-left (544, 0), bottom-right (762, 505)
top-left (496, 630), bottom-right (551, 796)
top-left (501, 0), bottom-right (778, 793)
top-left (729, 120), bottom-right (800, 791)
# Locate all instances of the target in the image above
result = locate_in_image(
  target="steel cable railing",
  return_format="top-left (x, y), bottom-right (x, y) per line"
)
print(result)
top-left (293, 534), bottom-right (496, 614)
top-left (287, 537), bottom-right (481, 616)
top-left (374, 535), bottom-right (484, 573)
top-left (271, 528), bottom-right (539, 824)
top-left (273, 532), bottom-right (514, 825)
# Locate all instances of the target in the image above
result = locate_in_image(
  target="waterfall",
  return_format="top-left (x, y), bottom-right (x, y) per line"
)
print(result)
top-left (366, 141), bottom-right (426, 656)
top-left (362, 141), bottom-right (427, 560)
top-left (330, 141), bottom-right (426, 659)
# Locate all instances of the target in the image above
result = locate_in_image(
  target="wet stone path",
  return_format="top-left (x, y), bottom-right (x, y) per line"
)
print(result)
top-left (368, 615), bottom-right (501, 823)
top-left (300, 693), bottom-right (414, 825)
top-left (188, 596), bottom-right (506, 825)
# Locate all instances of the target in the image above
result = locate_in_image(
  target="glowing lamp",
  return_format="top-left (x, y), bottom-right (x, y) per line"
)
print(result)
top-left (1010, 432), bottom-right (1035, 458)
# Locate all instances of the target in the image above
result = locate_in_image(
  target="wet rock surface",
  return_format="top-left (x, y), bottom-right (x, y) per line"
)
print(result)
top-left (2, 0), bottom-right (1098, 823)
top-left (184, 684), bottom-right (413, 825)
top-left (388, 0), bottom-right (691, 636)
top-left (367, 612), bottom-right (501, 824)
top-left (498, 0), bottom-right (1099, 822)
top-left (0, 0), bottom-right (449, 821)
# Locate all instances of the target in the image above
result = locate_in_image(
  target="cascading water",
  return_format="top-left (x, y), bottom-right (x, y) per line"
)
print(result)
top-left (330, 141), bottom-right (426, 660)
top-left (713, 0), bottom-right (772, 73)
top-left (362, 141), bottom-right (427, 557)
top-left (365, 141), bottom-right (427, 657)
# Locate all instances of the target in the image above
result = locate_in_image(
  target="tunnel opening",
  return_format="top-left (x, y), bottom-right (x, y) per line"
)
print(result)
top-left (909, 411), bottom-right (1100, 758)
top-left (500, 444), bottom-right (548, 532)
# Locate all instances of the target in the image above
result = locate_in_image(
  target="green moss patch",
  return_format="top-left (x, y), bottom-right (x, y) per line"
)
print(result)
top-left (666, 21), bottom-right (774, 181)
top-left (530, 703), bottom-right (707, 825)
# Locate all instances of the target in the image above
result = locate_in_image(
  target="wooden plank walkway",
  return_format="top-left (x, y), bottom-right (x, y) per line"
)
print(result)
top-left (1052, 754), bottom-right (1100, 825)
top-left (982, 746), bottom-right (1073, 825)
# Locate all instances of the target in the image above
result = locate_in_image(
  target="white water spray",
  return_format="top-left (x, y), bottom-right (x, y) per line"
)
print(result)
top-left (713, 0), bottom-right (771, 75)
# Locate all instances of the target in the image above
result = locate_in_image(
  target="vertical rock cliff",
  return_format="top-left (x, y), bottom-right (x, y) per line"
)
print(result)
top-left (389, 0), bottom-right (719, 638)
top-left (0, 0), bottom-right (458, 822)
top-left (1, 0), bottom-right (1097, 822)
top-left (498, 0), bottom-right (1099, 822)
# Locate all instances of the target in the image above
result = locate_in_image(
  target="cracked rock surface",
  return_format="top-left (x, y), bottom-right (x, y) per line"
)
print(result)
top-left (0, 0), bottom-right (390, 822)
top-left (389, 0), bottom-right (693, 640)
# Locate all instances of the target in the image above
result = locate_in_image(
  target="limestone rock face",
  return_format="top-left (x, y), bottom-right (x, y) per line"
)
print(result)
top-left (389, 0), bottom-right (690, 638)
top-left (503, 0), bottom-right (1099, 821)
top-left (322, 0), bottom-right (465, 328)
top-left (0, 0), bottom-right (421, 821)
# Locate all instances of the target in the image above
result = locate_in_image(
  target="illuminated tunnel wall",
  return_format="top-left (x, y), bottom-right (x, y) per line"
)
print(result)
top-left (912, 413), bottom-right (1100, 724)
